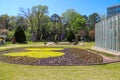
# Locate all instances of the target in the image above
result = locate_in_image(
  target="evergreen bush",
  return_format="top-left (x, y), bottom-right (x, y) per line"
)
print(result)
top-left (14, 26), bottom-right (26, 43)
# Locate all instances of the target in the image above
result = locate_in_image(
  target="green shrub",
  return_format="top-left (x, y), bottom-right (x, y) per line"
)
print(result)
top-left (14, 26), bottom-right (26, 43)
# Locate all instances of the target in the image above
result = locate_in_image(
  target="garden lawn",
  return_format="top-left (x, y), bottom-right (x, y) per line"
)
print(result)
top-left (0, 42), bottom-right (120, 80)
top-left (0, 62), bottom-right (120, 80)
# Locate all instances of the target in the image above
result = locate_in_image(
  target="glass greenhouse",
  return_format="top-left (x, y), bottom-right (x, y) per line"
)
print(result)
top-left (95, 14), bottom-right (120, 53)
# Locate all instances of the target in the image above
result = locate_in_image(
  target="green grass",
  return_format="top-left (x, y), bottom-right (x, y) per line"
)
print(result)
top-left (0, 42), bottom-right (44, 51)
top-left (0, 42), bottom-right (120, 80)
top-left (0, 62), bottom-right (120, 80)
top-left (78, 42), bottom-right (95, 49)
top-left (3, 48), bottom-right (64, 58)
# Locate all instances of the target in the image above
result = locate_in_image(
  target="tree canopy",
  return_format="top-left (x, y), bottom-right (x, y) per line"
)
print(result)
top-left (0, 5), bottom-right (102, 42)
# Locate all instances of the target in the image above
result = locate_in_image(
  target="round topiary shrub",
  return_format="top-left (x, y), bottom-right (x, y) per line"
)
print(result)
top-left (14, 26), bottom-right (26, 43)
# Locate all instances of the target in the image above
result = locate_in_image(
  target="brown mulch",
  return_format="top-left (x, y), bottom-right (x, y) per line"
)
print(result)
top-left (0, 48), bottom-right (119, 66)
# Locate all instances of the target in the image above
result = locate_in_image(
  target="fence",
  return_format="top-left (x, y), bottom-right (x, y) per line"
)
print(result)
top-left (95, 14), bottom-right (120, 53)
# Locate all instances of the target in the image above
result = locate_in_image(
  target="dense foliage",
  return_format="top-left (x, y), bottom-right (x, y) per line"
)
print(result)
top-left (0, 5), bottom-right (101, 42)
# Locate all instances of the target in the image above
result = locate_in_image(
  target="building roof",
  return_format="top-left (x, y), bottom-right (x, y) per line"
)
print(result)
top-left (107, 4), bottom-right (120, 9)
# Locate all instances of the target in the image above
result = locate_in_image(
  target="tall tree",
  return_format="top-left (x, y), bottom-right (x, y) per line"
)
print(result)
top-left (16, 16), bottom-right (28, 31)
top-left (0, 14), bottom-right (10, 29)
top-left (19, 5), bottom-right (49, 41)
top-left (51, 14), bottom-right (61, 42)
top-left (86, 13), bottom-right (101, 41)
top-left (87, 13), bottom-right (101, 29)
top-left (62, 9), bottom-right (86, 42)
top-left (8, 16), bottom-right (17, 30)
top-left (62, 9), bottom-right (86, 32)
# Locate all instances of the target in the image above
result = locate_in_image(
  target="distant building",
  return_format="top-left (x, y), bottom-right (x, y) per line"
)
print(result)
top-left (107, 4), bottom-right (120, 17)
top-left (0, 29), bottom-right (8, 44)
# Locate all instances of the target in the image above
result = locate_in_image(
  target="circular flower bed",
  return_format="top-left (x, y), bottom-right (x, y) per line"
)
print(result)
top-left (0, 47), bottom-right (104, 66)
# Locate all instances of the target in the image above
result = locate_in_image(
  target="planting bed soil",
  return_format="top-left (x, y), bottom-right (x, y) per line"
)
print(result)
top-left (0, 47), bottom-right (115, 66)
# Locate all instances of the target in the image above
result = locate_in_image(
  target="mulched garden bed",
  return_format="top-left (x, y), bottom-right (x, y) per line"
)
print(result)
top-left (0, 48), bottom-right (118, 66)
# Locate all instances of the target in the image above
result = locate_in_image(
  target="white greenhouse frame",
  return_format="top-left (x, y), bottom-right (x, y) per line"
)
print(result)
top-left (95, 14), bottom-right (120, 53)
